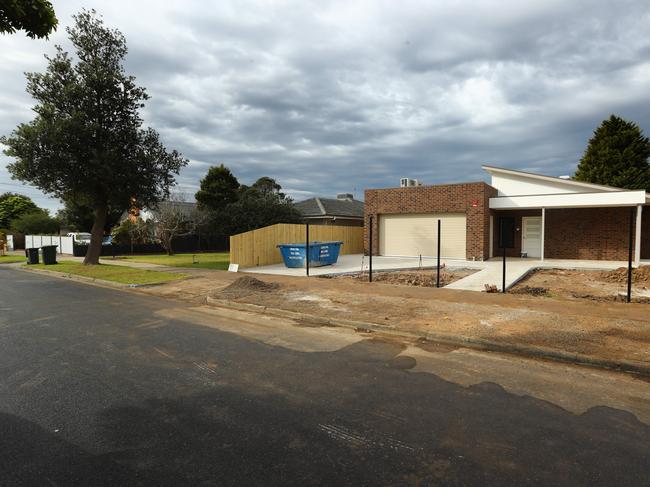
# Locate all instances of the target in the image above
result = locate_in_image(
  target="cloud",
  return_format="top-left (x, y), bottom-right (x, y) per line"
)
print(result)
top-left (2, 0), bottom-right (650, 213)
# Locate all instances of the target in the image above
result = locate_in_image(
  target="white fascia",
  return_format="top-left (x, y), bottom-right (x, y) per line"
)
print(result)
top-left (489, 191), bottom-right (647, 210)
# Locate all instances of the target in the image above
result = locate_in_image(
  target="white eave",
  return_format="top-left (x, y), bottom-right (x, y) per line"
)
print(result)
top-left (489, 190), bottom-right (647, 210)
top-left (482, 165), bottom-right (622, 193)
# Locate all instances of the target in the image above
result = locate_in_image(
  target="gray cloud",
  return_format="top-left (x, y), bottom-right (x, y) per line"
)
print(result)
top-left (2, 0), bottom-right (650, 213)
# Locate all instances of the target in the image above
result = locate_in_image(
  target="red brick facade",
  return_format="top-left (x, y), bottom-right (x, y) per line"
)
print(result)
top-left (364, 182), bottom-right (497, 260)
top-left (493, 206), bottom-right (650, 261)
top-left (544, 207), bottom-right (638, 261)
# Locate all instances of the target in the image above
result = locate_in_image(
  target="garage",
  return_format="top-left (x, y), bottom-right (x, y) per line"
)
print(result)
top-left (379, 213), bottom-right (467, 258)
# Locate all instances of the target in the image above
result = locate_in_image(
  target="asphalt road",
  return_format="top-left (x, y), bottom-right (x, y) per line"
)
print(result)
top-left (1, 266), bottom-right (649, 486)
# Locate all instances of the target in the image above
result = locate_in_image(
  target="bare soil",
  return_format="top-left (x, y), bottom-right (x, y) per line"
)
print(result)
top-left (217, 276), bottom-right (280, 299)
top-left (511, 268), bottom-right (650, 303)
top-left (329, 267), bottom-right (477, 287)
top-left (135, 266), bottom-right (650, 371)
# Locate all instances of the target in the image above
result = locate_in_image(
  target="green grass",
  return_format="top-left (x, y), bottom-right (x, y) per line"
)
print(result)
top-left (27, 261), bottom-right (188, 285)
top-left (120, 252), bottom-right (230, 270)
top-left (0, 255), bottom-right (25, 264)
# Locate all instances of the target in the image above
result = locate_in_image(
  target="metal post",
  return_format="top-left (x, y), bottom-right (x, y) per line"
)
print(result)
top-left (305, 222), bottom-right (310, 277)
top-left (368, 216), bottom-right (373, 282)
top-left (627, 207), bottom-right (634, 303)
top-left (502, 245), bottom-right (506, 293)
top-left (436, 219), bottom-right (441, 288)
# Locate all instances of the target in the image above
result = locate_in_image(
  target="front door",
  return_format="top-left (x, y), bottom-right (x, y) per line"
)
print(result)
top-left (522, 216), bottom-right (542, 258)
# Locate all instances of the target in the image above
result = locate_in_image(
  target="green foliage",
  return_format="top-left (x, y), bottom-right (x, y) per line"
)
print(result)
top-left (225, 191), bottom-right (303, 235)
top-left (252, 176), bottom-right (283, 196)
top-left (574, 115), bottom-right (650, 191)
top-left (195, 164), bottom-right (240, 212)
top-left (11, 210), bottom-right (60, 234)
top-left (110, 218), bottom-right (152, 246)
top-left (1, 9), bottom-right (187, 264)
top-left (195, 165), bottom-right (302, 237)
top-left (0, 0), bottom-right (57, 39)
top-left (0, 192), bottom-right (39, 228)
top-left (56, 197), bottom-right (122, 232)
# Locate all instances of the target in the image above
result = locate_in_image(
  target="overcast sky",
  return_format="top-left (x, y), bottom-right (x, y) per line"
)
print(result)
top-left (2, 0), bottom-right (650, 212)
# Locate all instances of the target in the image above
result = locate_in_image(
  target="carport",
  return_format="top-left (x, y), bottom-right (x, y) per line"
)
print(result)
top-left (490, 191), bottom-right (648, 265)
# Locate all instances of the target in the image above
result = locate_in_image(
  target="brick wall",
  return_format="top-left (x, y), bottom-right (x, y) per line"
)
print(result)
top-left (364, 182), bottom-right (497, 260)
top-left (545, 207), bottom-right (636, 260)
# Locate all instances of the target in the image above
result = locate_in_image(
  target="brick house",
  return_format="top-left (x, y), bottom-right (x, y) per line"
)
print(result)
top-left (364, 166), bottom-right (650, 264)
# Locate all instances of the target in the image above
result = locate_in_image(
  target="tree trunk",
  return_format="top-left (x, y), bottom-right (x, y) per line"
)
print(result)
top-left (166, 237), bottom-right (174, 256)
top-left (83, 203), bottom-right (107, 265)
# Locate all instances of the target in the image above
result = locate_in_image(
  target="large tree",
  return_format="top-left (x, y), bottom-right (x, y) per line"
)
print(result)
top-left (195, 164), bottom-right (240, 212)
top-left (0, 192), bottom-right (39, 228)
top-left (2, 10), bottom-right (187, 264)
top-left (574, 115), bottom-right (650, 191)
top-left (0, 0), bottom-right (57, 38)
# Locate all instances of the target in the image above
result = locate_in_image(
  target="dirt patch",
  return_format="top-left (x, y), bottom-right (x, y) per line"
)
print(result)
top-left (331, 268), bottom-right (477, 288)
top-left (215, 276), bottom-right (280, 299)
top-left (600, 266), bottom-right (650, 286)
top-left (137, 266), bottom-right (650, 371)
top-left (510, 286), bottom-right (551, 297)
top-left (512, 268), bottom-right (650, 303)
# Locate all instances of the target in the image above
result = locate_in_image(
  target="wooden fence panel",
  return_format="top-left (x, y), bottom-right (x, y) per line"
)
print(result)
top-left (229, 223), bottom-right (364, 268)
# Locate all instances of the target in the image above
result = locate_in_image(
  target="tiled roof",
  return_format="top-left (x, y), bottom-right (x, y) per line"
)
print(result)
top-left (294, 197), bottom-right (364, 218)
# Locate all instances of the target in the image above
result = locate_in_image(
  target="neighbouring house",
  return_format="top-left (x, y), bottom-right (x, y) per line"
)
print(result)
top-left (294, 194), bottom-right (365, 227)
top-left (365, 165), bottom-right (650, 264)
top-left (122, 201), bottom-right (198, 223)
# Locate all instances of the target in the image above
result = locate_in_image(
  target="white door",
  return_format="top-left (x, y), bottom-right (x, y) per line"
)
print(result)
top-left (522, 217), bottom-right (542, 258)
top-left (379, 213), bottom-right (467, 259)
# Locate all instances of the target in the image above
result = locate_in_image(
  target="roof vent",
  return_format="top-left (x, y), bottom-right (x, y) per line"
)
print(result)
top-left (400, 178), bottom-right (422, 188)
top-left (558, 175), bottom-right (571, 180)
top-left (336, 193), bottom-right (354, 200)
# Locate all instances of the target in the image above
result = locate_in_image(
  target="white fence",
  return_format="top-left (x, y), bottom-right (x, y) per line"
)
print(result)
top-left (6, 235), bottom-right (13, 251)
top-left (25, 235), bottom-right (74, 255)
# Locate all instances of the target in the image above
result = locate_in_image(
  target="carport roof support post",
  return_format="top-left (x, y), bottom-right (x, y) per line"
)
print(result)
top-left (635, 204), bottom-right (642, 267)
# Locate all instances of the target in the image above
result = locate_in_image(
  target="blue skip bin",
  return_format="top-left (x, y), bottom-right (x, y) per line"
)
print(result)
top-left (277, 241), bottom-right (343, 268)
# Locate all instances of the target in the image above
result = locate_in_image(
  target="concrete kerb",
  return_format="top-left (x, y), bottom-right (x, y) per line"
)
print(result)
top-left (205, 295), bottom-right (650, 377)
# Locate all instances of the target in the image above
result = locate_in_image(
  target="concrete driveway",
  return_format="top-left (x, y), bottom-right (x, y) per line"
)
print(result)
top-left (243, 253), bottom-right (486, 277)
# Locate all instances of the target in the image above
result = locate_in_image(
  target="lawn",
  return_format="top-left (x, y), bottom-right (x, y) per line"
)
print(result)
top-left (120, 252), bottom-right (230, 270)
top-left (27, 261), bottom-right (188, 285)
top-left (0, 254), bottom-right (25, 264)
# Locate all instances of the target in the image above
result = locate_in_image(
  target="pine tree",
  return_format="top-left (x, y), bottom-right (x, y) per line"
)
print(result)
top-left (574, 115), bottom-right (650, 191)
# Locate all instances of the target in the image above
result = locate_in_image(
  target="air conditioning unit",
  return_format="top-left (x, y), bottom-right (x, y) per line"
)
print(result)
top-left (400, 178), bottom-right (422, 188)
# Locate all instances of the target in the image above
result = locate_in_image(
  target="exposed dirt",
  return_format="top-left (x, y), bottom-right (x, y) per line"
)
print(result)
top-left (330, 268), bottom-right (477, 287)
top-left (215, 276), bottom-right (280, 299)
top-left (600, 266), bottom-right (650, 285)
top-left (134, 266), bottom-right (650, 371)
top-left (510, 286), bottom-right (551, 297)
top-left (512, 268), bottom-right (650, 303)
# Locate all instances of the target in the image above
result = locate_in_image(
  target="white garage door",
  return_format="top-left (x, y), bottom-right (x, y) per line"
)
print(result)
top-left (379, 213), bottom-right (467, 258)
